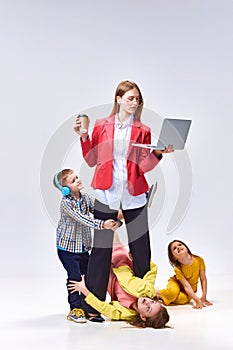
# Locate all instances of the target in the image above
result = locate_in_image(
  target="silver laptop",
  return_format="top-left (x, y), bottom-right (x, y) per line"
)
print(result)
top-left (133, 118), bottom-right (192, 150)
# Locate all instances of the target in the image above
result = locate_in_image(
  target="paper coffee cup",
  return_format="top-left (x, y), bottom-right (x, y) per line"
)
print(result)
top-left (78, 114), bottom-right (89, 133)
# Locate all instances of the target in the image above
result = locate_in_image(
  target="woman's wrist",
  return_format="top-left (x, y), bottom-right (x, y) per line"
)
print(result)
top-left (153, 150), bottom-right (163, 160)
top-left (81, 135), bottom-right (89, 142)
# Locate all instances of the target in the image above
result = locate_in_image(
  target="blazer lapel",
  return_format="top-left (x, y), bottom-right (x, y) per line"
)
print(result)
top-left (103, 114), bottom-right (115, 141)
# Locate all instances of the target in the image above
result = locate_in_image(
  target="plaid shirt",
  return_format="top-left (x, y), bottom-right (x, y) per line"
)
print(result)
top-left (56, 192), bottom-right (104, 253)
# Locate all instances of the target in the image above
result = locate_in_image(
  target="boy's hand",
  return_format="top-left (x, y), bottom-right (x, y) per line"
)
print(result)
top-left (103, 219), bottom-right (121, 230)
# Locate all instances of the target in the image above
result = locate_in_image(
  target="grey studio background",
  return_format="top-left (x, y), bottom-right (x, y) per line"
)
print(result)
top-left (1, 1), bottom-right (233, 350)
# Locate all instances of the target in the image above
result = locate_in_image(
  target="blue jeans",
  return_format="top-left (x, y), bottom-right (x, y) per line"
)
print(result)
top-left (57, 249), bottom-right (89, 310)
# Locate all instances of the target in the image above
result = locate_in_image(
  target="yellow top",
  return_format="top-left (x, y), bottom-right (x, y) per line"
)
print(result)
top-left (174, 255), bottom-right (205, 292)
top-left (85, 261), bottom-right (157, 320)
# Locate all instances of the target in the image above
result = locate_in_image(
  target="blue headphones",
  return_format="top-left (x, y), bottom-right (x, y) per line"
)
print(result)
top-left (54, 173), bottom-right (70, 196)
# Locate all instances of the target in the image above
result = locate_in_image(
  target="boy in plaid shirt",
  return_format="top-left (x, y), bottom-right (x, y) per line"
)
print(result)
top-left (54, 168), bottom-right (119, 323)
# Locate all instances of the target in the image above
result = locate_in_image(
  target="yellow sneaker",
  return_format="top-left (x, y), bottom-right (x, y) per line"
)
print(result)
top-left (67, 308), bottom-right (87, 323)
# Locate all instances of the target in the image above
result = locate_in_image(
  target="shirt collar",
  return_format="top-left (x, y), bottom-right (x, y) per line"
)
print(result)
top-left (115, 114), bottom-right (133, 128)
top-left (69, 193), bottom-right (82, 202)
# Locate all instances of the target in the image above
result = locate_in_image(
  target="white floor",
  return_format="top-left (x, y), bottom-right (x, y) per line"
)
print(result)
top-left (1, 274), bottom-right (233, 350)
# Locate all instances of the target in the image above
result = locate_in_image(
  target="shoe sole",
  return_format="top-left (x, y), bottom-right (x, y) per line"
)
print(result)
top-left (68, 317), bottom-right (87, 323)
top-left (87, 316), bottom-right (105, 323)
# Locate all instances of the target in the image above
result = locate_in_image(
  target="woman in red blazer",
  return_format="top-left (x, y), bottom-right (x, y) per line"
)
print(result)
top-left (74, 80), bottom-right (173, 322)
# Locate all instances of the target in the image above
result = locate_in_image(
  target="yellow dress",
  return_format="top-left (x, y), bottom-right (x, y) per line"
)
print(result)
top-left (84, 261), bottom-right (157, 320)
top-left (160, 256), bottom-right (205, 305)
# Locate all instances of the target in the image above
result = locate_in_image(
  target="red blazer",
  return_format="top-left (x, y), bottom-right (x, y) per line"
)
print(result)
top-left (81, 114), bottom-right (161, 196)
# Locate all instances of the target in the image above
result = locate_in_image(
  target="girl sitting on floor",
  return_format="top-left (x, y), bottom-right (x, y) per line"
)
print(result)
top-left (158, 240), bottom-right (213, 309)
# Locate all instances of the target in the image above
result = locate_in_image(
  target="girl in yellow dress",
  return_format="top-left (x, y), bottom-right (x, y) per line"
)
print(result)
top-left (158, 240), bottom-right (213, 309)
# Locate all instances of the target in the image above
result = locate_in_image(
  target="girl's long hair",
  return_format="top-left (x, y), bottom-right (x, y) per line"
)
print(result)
top-left (110, 80), bottom-right (144, 121)
top-left (168, 239), bottom-right (197, 267)
top-left (128, 305), bottom-right (170, 329)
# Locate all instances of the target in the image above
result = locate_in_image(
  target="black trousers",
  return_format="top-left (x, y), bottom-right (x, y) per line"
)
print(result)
top-left (82, 200), bottom-right (151, 314)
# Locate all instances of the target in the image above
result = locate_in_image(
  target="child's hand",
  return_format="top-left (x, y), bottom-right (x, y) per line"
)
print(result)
top-left (67, 275), bottom-right (86, 294)
top-left (201, 297), bottom-right (213, 306)
top-left (192, 299), bottom-right (206, 309)
top-left (103, 219), bottom-right (121, 230)
top-left (155, 287), bottom-right (162, 301)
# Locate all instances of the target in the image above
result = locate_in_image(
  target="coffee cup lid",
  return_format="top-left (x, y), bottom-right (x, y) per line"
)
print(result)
top-left (78, 114), bottom-right (89, 118)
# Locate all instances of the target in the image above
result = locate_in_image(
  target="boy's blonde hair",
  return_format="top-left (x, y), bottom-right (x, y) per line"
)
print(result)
top-left (53, 168), bottom-right (73, 189)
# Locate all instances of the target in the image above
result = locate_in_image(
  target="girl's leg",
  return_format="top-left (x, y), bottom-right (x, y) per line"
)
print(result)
top-left (111, 243), bottom-right (133, 269)
top-left (174, 291), bottom-right (191, 305)
top-left (159, 277), bottom-right (181, 306)
top-left (123, 204), bottom-right (151, 278)
top-left (107, 241), bottom-right (133, 299)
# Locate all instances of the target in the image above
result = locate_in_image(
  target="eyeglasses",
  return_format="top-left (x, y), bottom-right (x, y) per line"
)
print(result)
top-left (121, 96), bottom-right (142, 104)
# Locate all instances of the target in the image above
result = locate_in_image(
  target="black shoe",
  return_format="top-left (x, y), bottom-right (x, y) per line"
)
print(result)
top-left (87, 314), bottom-right (105, 323)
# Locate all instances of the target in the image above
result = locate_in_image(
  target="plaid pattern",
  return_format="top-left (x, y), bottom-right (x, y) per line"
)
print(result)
top-left (56, 193), bottom-right (103, 253)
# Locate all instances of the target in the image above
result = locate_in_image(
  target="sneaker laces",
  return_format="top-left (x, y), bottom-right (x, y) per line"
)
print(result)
top-left (67, 308), bottom-right (85, 320)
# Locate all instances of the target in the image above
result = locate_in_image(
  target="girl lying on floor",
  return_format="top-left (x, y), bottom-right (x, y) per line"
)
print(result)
top-left (68, 234), bottom-right (170, 329)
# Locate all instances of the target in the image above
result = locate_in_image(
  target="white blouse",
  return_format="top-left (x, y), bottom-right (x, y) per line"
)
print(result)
top-left (94, 114), bottom-right (147, 210)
